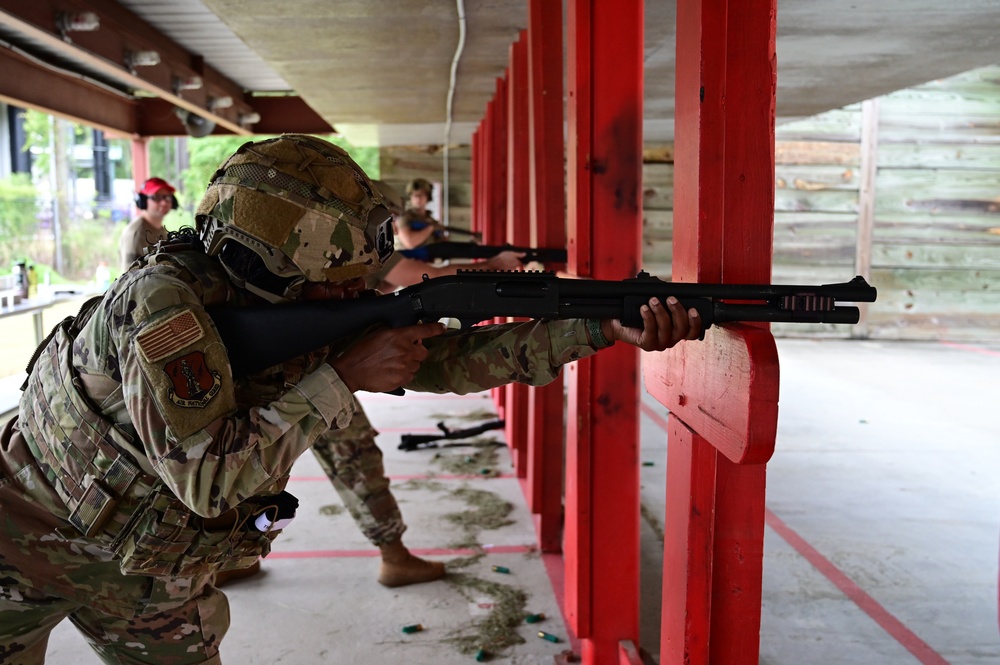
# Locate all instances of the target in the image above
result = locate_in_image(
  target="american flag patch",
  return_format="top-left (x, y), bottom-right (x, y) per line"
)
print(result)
top-left (136, 309), bottom-right (205, 362)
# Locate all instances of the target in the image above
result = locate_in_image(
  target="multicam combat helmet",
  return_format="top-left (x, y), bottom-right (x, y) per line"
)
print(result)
top-left (196, 134), bottom-right (394, 301)
top-left (405, 177), bottom-right (433, 202)
top-left (372, 180), bottom-right (406, 217)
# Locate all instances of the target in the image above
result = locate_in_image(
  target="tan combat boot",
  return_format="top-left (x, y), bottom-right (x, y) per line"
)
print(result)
top-left (377, 539), bottom-right (446, 587)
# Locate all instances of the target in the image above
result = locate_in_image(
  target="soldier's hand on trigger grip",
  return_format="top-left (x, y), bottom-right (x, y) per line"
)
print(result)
top-left (327, 322), bottom-right (447, 393)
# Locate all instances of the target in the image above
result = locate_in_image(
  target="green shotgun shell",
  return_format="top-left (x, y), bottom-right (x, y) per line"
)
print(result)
top-left (491, 565), bottom-right (510, 574)
top-left (525, 612), bottom-right (546, 624)
top-left (401, 623), bottom-right (423, 634)
top-left (474, 648), bottom-right (488, 661)
top-left (537, 631), bottom-right (560, 643)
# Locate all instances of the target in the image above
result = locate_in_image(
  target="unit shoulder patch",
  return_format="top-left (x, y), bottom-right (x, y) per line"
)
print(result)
top-left (163, 351), bottom-right (222, 408)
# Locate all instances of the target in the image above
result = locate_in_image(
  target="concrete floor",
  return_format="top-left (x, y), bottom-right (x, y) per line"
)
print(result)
top-left (37, 338), bottom-right (1000, 664)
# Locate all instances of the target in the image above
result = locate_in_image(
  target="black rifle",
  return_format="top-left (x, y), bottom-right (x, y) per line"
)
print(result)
top-left (399, 242), bottom-right (567, 265)
top-left (209, 270), bottom-right (877, 378)
top-left (398, 419), bottom-right (506, 451)
top-left (406, 220), bottom-right (482, 240)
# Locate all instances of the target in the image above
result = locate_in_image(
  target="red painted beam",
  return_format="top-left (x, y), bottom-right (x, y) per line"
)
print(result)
top-left (135, 97), bottom-right (333, 137)
top-left (0, 46), bottom-right (138, 136)
top-left (487, 79), bottom-right (509, 415)
top-left (524, 0), bottom-right (567, 554)
top-left (505, 33), bottom-right (531, 479)
top-left (565, 2), bottom-right (645, 663)
top-left (0, 0), bottom-right (253, 133)
top-left (645, 325), bottom-right (778, 465)
top-left (652, 2), bottom-right (779, 665)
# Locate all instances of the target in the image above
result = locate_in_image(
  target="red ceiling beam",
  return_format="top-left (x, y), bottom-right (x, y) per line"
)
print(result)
top-left (135, 97), bottom-right (335, 137)
top-left (0, 45), bottom-right (138, 134)
top-left (0, 1), bottom-right (253, 134)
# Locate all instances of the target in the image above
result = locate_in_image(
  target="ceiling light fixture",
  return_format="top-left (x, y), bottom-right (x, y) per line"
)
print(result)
top-left (126, 50), bottom-right (161, 69)
top-left (174, 76), bottom-right (204, 92)
top-left (209, 95), bottom-right (234, 110)
top-left (57, 12), bottom-right (100, 33)
top-left (239, 111), bottom-right (261, 127)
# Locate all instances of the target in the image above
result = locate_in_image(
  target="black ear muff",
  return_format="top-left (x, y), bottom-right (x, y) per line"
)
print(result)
top-left (134, 192), bottom-right (148, 210)
top-left (171, 195), bottom-right (179, 210)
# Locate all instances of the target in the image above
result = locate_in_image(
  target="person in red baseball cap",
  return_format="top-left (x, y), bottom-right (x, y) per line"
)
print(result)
top-left (119, 177), bottom-right (178, 270)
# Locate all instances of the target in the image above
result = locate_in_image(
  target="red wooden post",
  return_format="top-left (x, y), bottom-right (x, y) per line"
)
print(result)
top-left (523, 0), bottom-right (567, 553)
top-left (486, 77), bottom-right (510, 416)
top-left (565, 1), bottom-right (645, 662)
top-left (649, 1), bottom-right (779, 664)
top-left (470, 127), bottom-right (481, 235)
top-left (131, 137), bottom-right (149, 194)
top-left (505, 33), bottom-right (531, 478)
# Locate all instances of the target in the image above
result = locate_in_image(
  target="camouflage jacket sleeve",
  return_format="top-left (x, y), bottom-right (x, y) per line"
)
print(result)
top-left (104, 267), bottom-right (356, 517)
top-left (404, 318), bottom-right (611, 394)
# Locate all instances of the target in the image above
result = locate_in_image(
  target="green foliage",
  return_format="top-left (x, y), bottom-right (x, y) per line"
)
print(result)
top-left (20, 109), bottom-right (51, 172)
top-left (0, 174), bottom-right (40, 267)
top-left (184, 135), bottom-right (262, 200)
top-left (182, 133), bottom-right (380, 208)
top-left (60, 218), bottom-right (120, 282)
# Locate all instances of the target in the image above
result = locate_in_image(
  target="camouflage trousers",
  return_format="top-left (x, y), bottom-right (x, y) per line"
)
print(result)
top-left (0, 417), bottom-right (229, 664)
top-left (0, 580), bottom-right (228, 665)
top-left (309, 401), bottom-right (405, 546)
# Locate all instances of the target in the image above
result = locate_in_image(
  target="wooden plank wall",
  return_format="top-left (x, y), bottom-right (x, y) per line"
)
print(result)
top-left (381, 65), bottom-right (1000, 342)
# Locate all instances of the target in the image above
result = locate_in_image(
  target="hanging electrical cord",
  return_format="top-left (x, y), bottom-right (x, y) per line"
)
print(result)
top-left (442, 0), bottom-right (467, 226)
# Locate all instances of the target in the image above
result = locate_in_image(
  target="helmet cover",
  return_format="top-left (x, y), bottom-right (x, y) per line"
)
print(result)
top-left (196, 134), bottom-right (394, 300)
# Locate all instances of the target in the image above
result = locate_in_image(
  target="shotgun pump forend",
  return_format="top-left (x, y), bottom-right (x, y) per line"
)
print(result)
top-left (209, 270), bottom-right (877, 377)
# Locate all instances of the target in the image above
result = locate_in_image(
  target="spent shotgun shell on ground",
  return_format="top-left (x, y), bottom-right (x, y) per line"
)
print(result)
top-left (525, 612), bottom-right (546, 623)
top-left (475, 648), bottom-right (488, 661)
top-left (491, 565), bottom-right (510, 574)
top-left (401, 623), bottom-right (423, 634)
top-left (537, 631), bottom-right (560, 643)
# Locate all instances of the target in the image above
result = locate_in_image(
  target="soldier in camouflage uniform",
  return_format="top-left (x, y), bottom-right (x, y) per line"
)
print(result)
top-left (0, 134), bottom-right (701, 664)
top-left (297, 180), bottom-right (523, 588)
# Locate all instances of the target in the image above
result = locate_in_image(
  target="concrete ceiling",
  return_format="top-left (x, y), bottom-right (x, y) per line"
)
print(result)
top-left (202, 0), bottom-right (1000, 145)
top-left (2, 1), bottom-right (1000, 146)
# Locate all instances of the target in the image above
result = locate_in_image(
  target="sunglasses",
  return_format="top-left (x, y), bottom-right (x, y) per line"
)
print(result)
top-left (149, 194), bottom-right (173, 202)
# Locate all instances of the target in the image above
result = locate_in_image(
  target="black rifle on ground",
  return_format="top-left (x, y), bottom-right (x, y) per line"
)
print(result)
top-left (209, 270), bottom-right (877, 378)
top-left (398, 419), bottom-right (506, 451)
top-left (399, 242), bottom-right (567, 265)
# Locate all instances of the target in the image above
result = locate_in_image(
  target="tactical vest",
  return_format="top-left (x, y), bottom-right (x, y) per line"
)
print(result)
top-left (17, 248), bottom-right (280, 578)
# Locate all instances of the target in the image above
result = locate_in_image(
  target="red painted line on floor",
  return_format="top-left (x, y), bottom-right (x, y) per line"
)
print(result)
top-left (765, 509), bottom-right (952, 665)
top-left (939, 341), bottom-right (1000, 357)
top-left (641, 399), bottom-right (952, 664)
top-left (639, 401), bottom-right (670, 432)
top-left (289, 473), bottom-right (516, 482)
top-left (266, 543), bottom-right (535, 560)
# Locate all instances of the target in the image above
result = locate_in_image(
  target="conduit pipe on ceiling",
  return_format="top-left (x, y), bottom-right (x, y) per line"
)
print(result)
top-left (442, 0), bottom-right (467, 226)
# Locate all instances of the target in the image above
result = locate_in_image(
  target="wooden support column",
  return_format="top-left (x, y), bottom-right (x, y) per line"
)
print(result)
top-left (565, 1), bottom-right (645, 663)
top-left (649, 2), bottom-right (779, 664)
top-left (488, 76), bottom-right (510, 416)
top-left (854, 97), bottom-right (879, 338)
top-left (524, 0), bottom-right (567, 553)
top-left (505, 33), bottom-right (531, 477)
top-left (131, 137), bottom-right (149, 194)
top-left (471, 128), bottom-right (482, 234)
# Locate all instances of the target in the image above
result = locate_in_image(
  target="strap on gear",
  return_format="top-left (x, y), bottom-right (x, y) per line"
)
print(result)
top-left (21, 294), bottom-right (104, 391)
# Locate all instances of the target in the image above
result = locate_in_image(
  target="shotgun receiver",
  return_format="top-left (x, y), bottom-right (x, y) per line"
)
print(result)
top-left (399, 242), bottom-right (568, 265)
top-left (209, 270), bottom-right (877, 378)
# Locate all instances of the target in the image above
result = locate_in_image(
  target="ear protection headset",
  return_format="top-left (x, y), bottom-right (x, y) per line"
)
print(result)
top-left (134, 191), bottom-right (179, 210)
